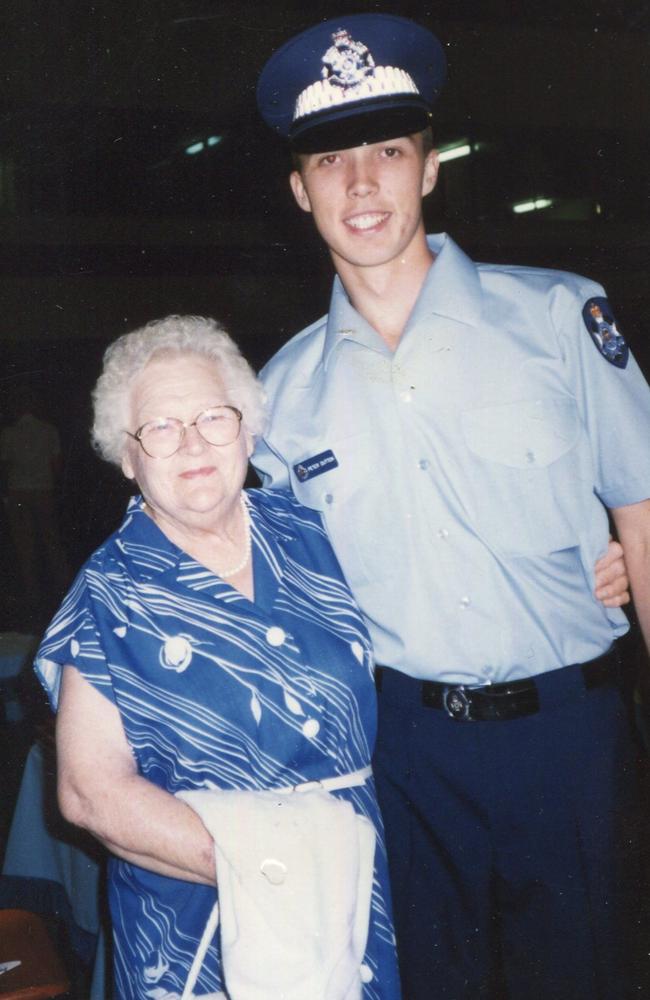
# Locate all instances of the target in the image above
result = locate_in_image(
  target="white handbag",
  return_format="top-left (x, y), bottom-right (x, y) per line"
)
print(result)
top-left (178, 768), bottom-right (375, 1000)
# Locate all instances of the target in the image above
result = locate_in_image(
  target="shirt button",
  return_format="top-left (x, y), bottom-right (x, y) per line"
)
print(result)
top-left (459, 596), bottom-right (471, 609)
top-left (161, 636), bottom-right (192, 672)
top-left (324, 493), bottom-right (334, 505)
top-left (526, 450), bottom-right (536, 464)
top-left (266, 626), bottom-right (286, 647)
top-left (418, 459), bottom-right (429, 470)
top-left (302, 718), bottom-right (320, 739)
top-left (260, 858), bottom-right (287, 885)
top-left (437, 528), bottom-right (449, 540)
top-left (360, 964), bottom-right (373, 983)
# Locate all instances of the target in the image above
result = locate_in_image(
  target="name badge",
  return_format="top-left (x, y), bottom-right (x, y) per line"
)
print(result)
top-left (293, 449), bottom-right (339, 482)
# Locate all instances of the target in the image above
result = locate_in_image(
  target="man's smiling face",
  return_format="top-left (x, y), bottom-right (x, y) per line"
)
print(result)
top-left (289, 132), bottom-right (439, 273)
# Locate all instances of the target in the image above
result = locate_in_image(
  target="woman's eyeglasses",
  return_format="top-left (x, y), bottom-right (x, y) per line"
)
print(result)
top-left (126, 405), bottom-right (243, 458)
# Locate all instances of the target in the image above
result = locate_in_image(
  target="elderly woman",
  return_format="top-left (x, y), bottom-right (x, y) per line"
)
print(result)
top-left (35, 316), bottom-right (401, 1000)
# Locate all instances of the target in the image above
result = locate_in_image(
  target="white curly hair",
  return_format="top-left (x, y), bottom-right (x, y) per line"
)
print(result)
top-left (92, 315), bottom-right (267, 467)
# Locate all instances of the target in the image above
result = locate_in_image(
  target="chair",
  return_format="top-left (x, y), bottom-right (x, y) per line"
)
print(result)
top-left (0, 909), bottom-right (69, 999)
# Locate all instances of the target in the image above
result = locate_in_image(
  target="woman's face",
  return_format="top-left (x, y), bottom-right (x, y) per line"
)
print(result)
top-left (121, 354), bottom-right (252, 533)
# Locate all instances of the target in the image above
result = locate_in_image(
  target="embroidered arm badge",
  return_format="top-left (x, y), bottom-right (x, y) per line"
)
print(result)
top-left (582, 296), bottom-right (629, 369)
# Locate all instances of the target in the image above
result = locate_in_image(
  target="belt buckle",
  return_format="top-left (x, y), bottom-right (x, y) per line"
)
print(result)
top-left (443, 686), bottom-right (471, 721)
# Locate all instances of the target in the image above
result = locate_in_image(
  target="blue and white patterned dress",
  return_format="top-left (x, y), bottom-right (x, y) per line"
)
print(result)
top-left (36, 489), bottom-right (401, 1000)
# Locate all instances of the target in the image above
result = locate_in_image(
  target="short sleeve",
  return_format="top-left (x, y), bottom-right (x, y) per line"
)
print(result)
top-left (553, 279), bottom-right (650, 508)
top-left (34, 572), bottom-right (117, 711)
top-left (256, 336), bottom-right (321, 491)
top-left (252, 435), bottom-right (292, 490)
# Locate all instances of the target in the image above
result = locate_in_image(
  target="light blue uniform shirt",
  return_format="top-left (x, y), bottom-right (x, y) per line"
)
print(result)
top-left (255, 234), bottom-right (650, 684)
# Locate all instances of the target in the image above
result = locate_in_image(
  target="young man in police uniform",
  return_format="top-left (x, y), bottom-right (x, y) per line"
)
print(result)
top-left (254, 14), bottom-right (650, 999)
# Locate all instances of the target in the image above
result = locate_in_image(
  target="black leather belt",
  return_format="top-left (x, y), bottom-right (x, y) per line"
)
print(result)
top-left (375, 648), bottom-right (618, 722)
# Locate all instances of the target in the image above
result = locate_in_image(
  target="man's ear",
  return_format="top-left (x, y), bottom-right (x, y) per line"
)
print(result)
top-left (422, 150), bottom-right (440, 197)
top-left (289, 170), bottom-right (312, 213)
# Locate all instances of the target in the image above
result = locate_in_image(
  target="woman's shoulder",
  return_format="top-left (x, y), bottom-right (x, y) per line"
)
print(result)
top-left (246, 487), bottom-right (324, 531)
top-left (71, 495), bottom-right (172, 587)
top-left (246, 488), bottom-right (343, 580)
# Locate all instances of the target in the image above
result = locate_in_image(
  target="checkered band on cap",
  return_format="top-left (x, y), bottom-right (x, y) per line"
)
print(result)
top-left (294, 65), bottom-right (420, 123)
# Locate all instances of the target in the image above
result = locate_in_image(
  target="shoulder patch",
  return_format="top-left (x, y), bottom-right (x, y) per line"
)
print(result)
top-left (582, 296), bottom-right (628, 369)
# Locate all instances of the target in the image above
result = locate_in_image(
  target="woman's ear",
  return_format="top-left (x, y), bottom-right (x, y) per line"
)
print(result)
top-left (121, 448), bottom-right (135, 481)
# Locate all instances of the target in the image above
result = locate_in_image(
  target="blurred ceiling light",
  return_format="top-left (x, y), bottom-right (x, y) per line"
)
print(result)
top-left (512, 197), bottom-right (554, 214)
top-left (184, 136), bottom-right (222, 156)
top-left (438, 142), bottom-right (472, 163)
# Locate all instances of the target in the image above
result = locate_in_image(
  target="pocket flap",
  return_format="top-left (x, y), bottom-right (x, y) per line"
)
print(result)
top-left (461, 397), bottom-right (580, 469)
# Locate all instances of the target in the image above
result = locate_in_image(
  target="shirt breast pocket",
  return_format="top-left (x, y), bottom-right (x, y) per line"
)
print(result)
top-left (460, 396), bottom-right (583, 556)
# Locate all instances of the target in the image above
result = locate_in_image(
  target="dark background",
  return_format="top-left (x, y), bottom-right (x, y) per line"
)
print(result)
top-left (1, 0), bottom-right (649, 572)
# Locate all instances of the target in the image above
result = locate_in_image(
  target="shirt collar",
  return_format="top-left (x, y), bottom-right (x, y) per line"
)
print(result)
top-left (118, 492), bottom-right (295, 590)
top-left (116, 495), bottom-right (182, 579)
top-left (323, 272), bottom-right (385, 368)
top-left (322, 233), bottom-right (482, 368)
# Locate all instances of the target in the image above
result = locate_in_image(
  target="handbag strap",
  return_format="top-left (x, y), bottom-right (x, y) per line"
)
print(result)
top-left (180, 900), bottom-right (220, 1000)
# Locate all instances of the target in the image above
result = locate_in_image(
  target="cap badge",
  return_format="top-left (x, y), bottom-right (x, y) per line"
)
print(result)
top-left (322, 29), bottom-right (375, 89)
top-left (293, 28), bottom-right (420, 124)
top-left (582, 296), bottom-right (629, 369)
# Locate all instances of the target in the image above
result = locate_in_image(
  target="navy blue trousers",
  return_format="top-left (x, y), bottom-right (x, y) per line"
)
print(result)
top-left (373, 664), bottom-right (639, 1000)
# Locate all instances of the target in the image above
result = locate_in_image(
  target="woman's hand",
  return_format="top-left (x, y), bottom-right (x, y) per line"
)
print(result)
top-left (57, 665), bottom-right (217, 885)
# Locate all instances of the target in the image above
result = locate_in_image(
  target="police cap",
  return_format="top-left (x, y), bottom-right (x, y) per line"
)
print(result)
top-left (257, 14), bottom-right (446, 154)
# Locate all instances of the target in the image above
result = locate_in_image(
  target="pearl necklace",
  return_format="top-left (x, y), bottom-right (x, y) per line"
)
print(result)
top-left (217, 493), bottom-right (252, 578)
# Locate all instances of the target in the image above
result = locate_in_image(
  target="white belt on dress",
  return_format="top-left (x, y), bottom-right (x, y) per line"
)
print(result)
top-left (274, 764), bottom-right (372, 795)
